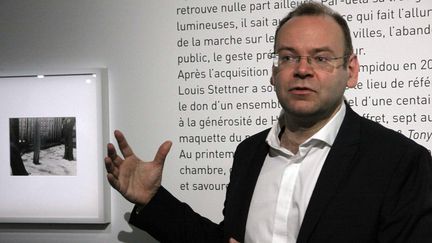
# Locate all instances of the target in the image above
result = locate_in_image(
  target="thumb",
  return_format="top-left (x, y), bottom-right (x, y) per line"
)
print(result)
top-left (154, 141), bottom-right (172, 164)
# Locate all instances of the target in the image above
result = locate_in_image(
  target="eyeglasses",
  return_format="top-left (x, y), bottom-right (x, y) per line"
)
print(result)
top-left (273, 53), bottom-right (348, 72)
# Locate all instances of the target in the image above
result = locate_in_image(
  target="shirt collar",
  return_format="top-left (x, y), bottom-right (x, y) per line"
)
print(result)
top-left (266, 102), bottom-right (346, 149)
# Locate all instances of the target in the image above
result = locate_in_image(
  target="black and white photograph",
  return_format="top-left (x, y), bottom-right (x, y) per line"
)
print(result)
top-left (0, 70), bottom-right (108, 224)
top-left (9, 117), bottom-right (77, 176)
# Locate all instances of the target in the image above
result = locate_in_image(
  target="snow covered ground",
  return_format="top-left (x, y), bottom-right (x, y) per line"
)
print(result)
top-left (21, 145), bottom-right (77, 176)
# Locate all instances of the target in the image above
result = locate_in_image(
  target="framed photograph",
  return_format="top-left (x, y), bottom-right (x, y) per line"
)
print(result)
top-left (0, 70), bottom-right (110, 223)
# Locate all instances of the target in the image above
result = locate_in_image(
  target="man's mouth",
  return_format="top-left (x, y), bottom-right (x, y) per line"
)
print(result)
top-left (289, 87), bottom-right (315, 94)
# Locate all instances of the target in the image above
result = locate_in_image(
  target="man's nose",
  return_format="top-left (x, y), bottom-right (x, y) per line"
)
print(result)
top-left (294, 57), bottom-right (313, 78)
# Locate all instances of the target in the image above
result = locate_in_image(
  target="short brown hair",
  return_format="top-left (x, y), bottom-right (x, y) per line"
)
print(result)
top-left (274, 2), bottom-right (353, 65)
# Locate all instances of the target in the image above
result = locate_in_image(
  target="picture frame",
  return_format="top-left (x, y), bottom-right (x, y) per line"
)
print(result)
top-left (0, 70), bottom-right (110, 223)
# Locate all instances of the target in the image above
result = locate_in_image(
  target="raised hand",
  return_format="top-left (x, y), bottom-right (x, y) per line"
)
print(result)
top-left (104, 130), bottom-right (172, 205)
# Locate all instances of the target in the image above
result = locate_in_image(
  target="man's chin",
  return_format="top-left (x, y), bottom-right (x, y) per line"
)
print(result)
top-left (283, 104), bottom-right (318, 118)
top-left (281, 101), bottom-right (342, 124)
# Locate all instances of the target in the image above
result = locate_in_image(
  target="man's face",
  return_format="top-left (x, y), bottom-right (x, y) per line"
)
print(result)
top-left (272, 15), bottom-right (358, 122)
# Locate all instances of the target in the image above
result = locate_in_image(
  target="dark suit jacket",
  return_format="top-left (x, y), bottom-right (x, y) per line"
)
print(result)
top-left (129, 105), bottom-right (432, 243)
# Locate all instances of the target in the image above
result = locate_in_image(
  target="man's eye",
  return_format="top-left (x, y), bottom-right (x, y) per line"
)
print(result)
top-left (314, 56), bottom-right (330, 62)
top-left (281, 55), bottom-right (296, 62)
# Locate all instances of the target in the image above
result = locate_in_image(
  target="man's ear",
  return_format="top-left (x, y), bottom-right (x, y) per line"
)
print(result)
top-left (270, 66), bottom-right (277, 85)
top-left (346, 54), bottom-right (359, 88)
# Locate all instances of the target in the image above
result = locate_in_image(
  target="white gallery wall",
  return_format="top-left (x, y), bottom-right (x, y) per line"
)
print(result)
top-left (1, 0), bottom-right (431, 242)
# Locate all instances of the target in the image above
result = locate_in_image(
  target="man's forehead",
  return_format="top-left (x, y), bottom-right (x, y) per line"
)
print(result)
top-left (279, 15), bottom-right (341, 33)
top-left (275, 15), bottom-right (345, 52)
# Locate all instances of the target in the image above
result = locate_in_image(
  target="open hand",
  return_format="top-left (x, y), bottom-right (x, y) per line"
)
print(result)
top-left (104, 130), bottom-right (172, 205)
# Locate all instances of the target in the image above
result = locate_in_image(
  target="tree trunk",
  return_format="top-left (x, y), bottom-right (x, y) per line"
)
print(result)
top-left (33, 118), bottom-right (41, 164)
top-left (10, 118), bottom-right (29, 175)
top-left (63, 118), bottom-right (75, 161)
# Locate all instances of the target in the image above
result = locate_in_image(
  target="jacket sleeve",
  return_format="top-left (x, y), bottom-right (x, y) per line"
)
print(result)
top-left (378, 145), bottom-right (432, 243)
top-left (128, 129), bottom-right (271, 243)
top-left (129, 186), bottom-right (224, 243)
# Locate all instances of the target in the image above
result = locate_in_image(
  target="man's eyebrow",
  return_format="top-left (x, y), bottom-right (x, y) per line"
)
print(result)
top-left (275, 47), bottom-right (296, 53)
top-left (312, 47), bottom-right (335, 54)
top-left (275, 46), bottom-right (336, 54)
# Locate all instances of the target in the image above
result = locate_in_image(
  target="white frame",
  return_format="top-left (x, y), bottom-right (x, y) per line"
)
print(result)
top-left (0, 70), bottom-right (110, 223)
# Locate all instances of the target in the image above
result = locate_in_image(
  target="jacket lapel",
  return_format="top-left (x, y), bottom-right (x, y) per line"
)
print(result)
top-left (297, 105), bottom-right (361, 242)
top-left (225, 129), bottom-right (270, 241)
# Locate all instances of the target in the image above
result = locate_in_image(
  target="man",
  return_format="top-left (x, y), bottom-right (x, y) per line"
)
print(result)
top-left (105, 2), bottom-right (432, 242)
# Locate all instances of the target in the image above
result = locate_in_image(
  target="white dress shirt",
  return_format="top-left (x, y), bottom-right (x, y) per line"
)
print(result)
top-left (245, 103), bottom-right (346, 243)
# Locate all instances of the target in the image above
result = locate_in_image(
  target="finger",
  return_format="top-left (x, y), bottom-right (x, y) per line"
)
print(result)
top-left (107, 143), bottom-right (124, 167)
top-left (104, 157), bottom-right (120, 177)
top-left (153, 140), bottom-right (172, 165)
top-left (107, 173), bottom-right (121, 191)
top-left (229, 238), bottom-right (240, 243)
top-left (104, 156), bottom-right (113, 172)
top-left (114, 130), bottom-right (135, 158)
top-left (107, 143), bottom-right (118, 160)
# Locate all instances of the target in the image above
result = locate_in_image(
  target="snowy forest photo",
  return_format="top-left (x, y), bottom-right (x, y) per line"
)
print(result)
top-left (9, 117), bottom-right (77, 176)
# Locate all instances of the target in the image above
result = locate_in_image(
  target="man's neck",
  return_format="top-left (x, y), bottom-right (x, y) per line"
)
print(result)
top-left (280, 122), bottom-right (323, 154)
top-left (279, 103), bottom-right (343, 153)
